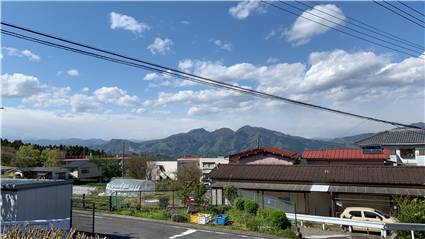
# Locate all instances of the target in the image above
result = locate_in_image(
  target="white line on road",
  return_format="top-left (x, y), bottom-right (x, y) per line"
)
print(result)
top-left (305, 235), bottom-right (350, 239)
top-left (169, 229), bottom-right (197, 239)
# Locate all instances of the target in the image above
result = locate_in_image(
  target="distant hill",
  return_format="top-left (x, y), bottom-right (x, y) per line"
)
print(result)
top-left (23, 138), bottom-right (106, 147)
top-left (325, 133), bottom-right (374, 147)
top-left (96, 125), bottom-right (353, 157)
top-left (411, 122), bottom-right (425, 129)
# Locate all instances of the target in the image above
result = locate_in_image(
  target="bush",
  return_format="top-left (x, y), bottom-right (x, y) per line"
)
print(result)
top-left (203, 205), bottom-right (224, 215)
top-left (234, 198), bottom-right (245, 211)
top-left (266, 209), bottom-right (291, 230)
top-left (171, 213), bottom-right (188, 222)
top-left (396, 197), bottom-right (425, 239)
top-left (245, 216), bottom-right (262, 232)
top-left (224, 184), bottom-right (238, 203)
top-left (244, 199), bottom-right (259, 215)
top-left (159, 196), bottom-right (169, 209)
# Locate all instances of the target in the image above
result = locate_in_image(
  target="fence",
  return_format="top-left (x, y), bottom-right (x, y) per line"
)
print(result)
top-left (238, 189), bottom-right (295, 213)
top-left (71, 199), bottom-right (95, 235)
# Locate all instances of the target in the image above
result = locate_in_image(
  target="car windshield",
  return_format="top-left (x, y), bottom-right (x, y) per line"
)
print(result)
top-left (374, 210), bottom-right (390, 219)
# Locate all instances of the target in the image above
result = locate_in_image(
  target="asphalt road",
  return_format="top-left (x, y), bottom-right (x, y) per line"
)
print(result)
top-left (72, 211), bottom-right (378, 239)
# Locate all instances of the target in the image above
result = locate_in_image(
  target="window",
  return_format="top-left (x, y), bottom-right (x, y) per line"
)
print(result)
top-left (364, 211), bottom-right (382, 220)
top-left (202, 162), bottom-right (216, 169)
top-left (419, 149), bottom-right (425, 156)
top-left (349, 211), bottom-right (362, 217)
top-left (81, 168), bottom-right (90, 174)
top-left (400, 148), bottom-right (415, 158)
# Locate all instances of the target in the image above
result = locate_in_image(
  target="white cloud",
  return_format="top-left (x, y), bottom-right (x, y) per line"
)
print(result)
top-left (266, 57), bottom-right (279, 64)
top-left (143, 72), bottom-right (195, 88)
top-left (2, 47), bottom-right (41, 61)
top-left (283, 4), bottom-right (346, 46)
top-left (110, 12), bottom-right (150, 34)
top-left (229, 0), bottom-right (265, 20)
top-left (213, 40), bottom-right (232, 51)
top-left (70, 94), bottom-right (102, 113)
top-left (180, 20), bottom-right (190, 25)
top-left (67, 69), bottom-right (79, 77)
top-left (22, 87), bottom-right (71, 108)
top-left (1, 73), bottom-right (42, 97)
top-left (93, 86), bottom-right (140, 107)
top-left (147, 37), bottom-right (173, 55)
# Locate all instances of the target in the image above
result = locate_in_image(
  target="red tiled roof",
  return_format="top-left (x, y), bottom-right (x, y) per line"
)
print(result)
top-left (227, 147), bottom-right (300, 160)
top-left (302, 148), bottom-right (389, 161)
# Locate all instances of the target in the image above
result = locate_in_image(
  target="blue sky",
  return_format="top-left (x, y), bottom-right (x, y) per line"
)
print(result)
top-left (1, 1), bottom-right (424, 140)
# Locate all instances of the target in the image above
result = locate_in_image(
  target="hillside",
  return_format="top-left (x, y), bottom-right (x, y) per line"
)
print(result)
top-left (96, 125), bottom-right (359, 157)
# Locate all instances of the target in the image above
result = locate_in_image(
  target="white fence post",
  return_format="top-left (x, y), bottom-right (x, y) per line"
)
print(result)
top-left (411, 230), bottom-right (415, 239)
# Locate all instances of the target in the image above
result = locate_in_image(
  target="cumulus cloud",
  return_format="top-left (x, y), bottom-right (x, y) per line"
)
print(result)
top-left (266, 57), bottom-right (279, 64)
top-left (23, 87), bottom-right (71, 108)
top-left (2, 47), bottom-right (41, 61)
top-left (229, 0), bottom-right (265, 20)
top-left (283, 4), bottom-right (345, 46)
top-left (70, 94), bottom-right (102, 113)
top-left (1, 73), bottom-right (42, 97)
top-left (110, 12), bottom-right (150, 34)
top-left (93, 86), bottom-right (140, 107)
top-left (147, 37), bottom-right (174, 55)
top-left (67, 69), bottom-right (79, 77)
top-left (213, 40), bottom-right (232, 51)
top-left (180, 20), bottom-right (190, 25)
top-left (146, 50), bottom-right (424, 115)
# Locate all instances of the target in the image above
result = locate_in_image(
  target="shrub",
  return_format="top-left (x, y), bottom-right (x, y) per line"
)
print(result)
top-left (396, 197), bottom-right (425, 239)
top-left (234, 198), bottom-right (245, 211)
top-left (203, 205), bottom-right (224, 215)
top-left (266, 209), bottom-right (291, 230)
top-left (244, 199), bottom-right (259, 215)
top-left (245, 216), bottom-right (262, 232)
top-left (171, 213), bottom-right (188, 222)
top-left (159, 196), bottom-right (169, 209)
top-left (224, 184), bottom-right (238, 203)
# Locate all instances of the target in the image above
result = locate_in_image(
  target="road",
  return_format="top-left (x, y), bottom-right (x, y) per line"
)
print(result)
top-left (72, 211), bottom-right (379, 239)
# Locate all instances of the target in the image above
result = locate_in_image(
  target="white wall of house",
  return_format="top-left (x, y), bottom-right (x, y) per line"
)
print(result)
top-left (386, 146), bottom-right (425, 166)
top-left (149, 161), bottom-right (178, 180)
top-left (199, 157), bottom-right (228, 174)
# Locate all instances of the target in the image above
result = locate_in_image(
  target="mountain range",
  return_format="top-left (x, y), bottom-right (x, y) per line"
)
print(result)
top-left (20, 122), bottom-right (425, 158)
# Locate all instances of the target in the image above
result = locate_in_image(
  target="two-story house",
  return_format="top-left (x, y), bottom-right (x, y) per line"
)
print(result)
top-left (356, 127), bottom-right (425, 166)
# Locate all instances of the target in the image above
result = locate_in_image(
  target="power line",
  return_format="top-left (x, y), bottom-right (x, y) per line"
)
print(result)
top-left (384, 1), bottom-right (425, 25)
top-left (374, 1), bottom-right (425, 28)
top-left (263, 1), bottom-right (424, 59)
top-left (397, 1), bottom-right (425, 18)
top-left (280, 1), bottom-right (424, 56)
top-left (297, 1), bottom-right (424, 51)
top-left (0, 23), bottom-right (421, 129)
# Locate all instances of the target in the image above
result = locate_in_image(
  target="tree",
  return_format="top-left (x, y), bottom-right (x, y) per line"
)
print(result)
top-left (42, 148), bottom-right (64, 167)
top-left (176, 162), bottom-right (202, 202)
top-left (12, 145), bottom-right (41, 167)
top-left (396, 197), bottom-right (425, 239)
top-left (1, 146), bottom-right (16, 166)
top-left (91, 158), bottom-right (121, 181)
top-left (224, 184), bottom-right (238, 204)
top-left (125, 155), bottom-right (151, 179)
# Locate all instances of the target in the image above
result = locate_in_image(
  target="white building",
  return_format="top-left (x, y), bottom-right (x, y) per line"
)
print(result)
top-left (198, 157), bottom-right (228, 174)
top-left (149, 161), bottom-right (178, 180)
top-left (357, 127), bottom-right (425, 166)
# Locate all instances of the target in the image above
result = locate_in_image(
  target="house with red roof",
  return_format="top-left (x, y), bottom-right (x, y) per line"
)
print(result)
top-left (227, 147), bottom-right (300, 165)
top-left (302, 148), bottom-right (390, 165)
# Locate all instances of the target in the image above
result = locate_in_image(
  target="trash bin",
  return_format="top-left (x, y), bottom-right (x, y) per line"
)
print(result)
top-left (215, 214), bottom-right (229, 225)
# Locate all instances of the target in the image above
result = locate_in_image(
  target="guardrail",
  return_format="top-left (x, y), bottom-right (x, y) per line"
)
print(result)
top-left (286, 213), bottom-right (425, 238)
top-left (1, 218), bottom-right (70, 232)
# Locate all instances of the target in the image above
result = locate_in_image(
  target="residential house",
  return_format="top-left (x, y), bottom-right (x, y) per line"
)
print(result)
top-left (227, 147), bottom-right (300, 165)
top-left (356, 127), bottom-right (425, 166)
top-left (64, 161), bottom-right (102, 181)
top-left (199, 157), bottom-right (228, 175)
top-left (209, 164), bottom-right (425, 216)
top-left (302, 148), bottom-right (390, 165)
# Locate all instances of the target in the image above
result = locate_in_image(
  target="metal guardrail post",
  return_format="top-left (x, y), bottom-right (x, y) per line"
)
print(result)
top-left (411, 230), bottom-right (415, 239)
top-left (139, 191), bottom-right (142, 207)
top-left (92, 202), bottom-right (95, 235)
top-left (109, 196), bottom-right (112, 211)
top-left (83, 194), bottom-right (86, 208)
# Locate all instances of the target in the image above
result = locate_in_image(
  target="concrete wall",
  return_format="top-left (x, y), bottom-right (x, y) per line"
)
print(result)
top-left (199, 157), bottom-right (228, 174)
top-left (386, 146), bottom-right (425, 166)
top-left (70, 162), bottom-right (101, 179)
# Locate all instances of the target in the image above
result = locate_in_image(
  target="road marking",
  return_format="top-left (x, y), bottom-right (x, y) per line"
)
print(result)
top-left (169, 229), bottom-right (197, 239)
top-left (305, 235), bottom-right (349, 239)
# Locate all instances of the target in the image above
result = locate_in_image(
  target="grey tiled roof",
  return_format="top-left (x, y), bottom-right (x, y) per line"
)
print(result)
top-left (356, 128), bottom-right (425, 146)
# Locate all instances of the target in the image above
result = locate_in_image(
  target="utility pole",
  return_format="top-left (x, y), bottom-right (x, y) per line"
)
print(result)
top-left (121, 141), bottom-right (125, 178)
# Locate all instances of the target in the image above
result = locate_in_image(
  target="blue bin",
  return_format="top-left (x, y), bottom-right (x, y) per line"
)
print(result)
top-left (215, 214), bottom-right (229, 225)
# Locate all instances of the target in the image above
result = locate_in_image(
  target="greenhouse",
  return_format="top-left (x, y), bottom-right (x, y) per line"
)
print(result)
top-left (105, 178), bottom-right (155, 196)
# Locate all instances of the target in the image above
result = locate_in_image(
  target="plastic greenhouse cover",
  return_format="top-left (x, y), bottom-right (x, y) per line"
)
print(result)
top-left (105, 178), bottom-right (155, 196)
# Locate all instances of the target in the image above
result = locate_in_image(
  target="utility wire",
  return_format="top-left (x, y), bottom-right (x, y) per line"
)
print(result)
top-left (397, 1), bottom-right (425, 18)
top-left (263, 1), bottom-right (424, 59)
top-left (0, 24), bottom-right (421, 129)
top-left (281, 1), bottom-right (424, 56)
top-left (297, 1), bottom-right (424, 51)
top-left (374, 1), bottom-right (425, 28)
top-left (384, 1), bottom-right (425, 25)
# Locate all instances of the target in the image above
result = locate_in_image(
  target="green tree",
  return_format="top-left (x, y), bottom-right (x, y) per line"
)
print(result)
top-left (1, 146), bottom-right (16, 166)
top-left (396, 197), bottom-right (425, 239)
top-left (176, 162), bottom-right (202, 203)
top-left (91, 158), bottom-right (121, 181)
top-left (42, 148), bottom-right (63, 166)
top-left (125, 155), bottom-right (152, 179)
top-left (12, 145), bottom-right (41, 167)
top-left (224, 184), bottom-right (238, 204)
